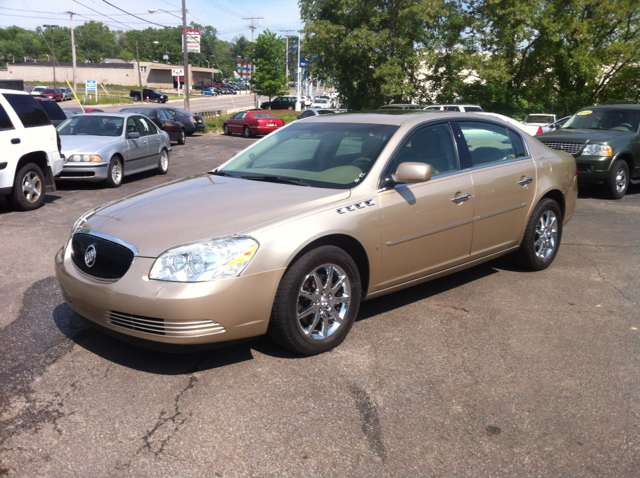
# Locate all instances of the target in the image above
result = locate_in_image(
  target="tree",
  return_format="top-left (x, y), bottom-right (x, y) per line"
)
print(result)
top-left (300, 0), bottom-right (446, 109)
top-left (251, 30), bottom-right (287, 106)
top-left (75, 21), bottom-right (116, 62)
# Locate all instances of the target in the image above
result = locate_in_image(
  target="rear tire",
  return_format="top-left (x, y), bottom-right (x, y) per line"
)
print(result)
top-left (605, 159), bottom-right (629, 199)
top-left (513, 198), bottom-right (562, 271)
top-left (157, 149), bottom-right (169, 174)
top-left (105, 156), bottom-right (123, 188)
top-left (177, 129), bottom-right (186, 145)
top-left (243, 126), bottom-right (252, 138)
top-left (10, 163), bottom-right (45, 211)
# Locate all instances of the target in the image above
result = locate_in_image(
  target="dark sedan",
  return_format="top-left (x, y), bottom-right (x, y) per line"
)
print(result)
top-left (161, 107), bottom-right (205, 135)
top-left (120, 107), bottom-right (187, 145)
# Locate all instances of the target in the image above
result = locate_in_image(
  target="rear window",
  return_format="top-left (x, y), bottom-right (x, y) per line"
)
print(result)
top-left (465, 106), bottom-right (483, 112)
top-left (36, 100), bottom-right (67, 121)
top-left (3, 94), bottom-right (50, 127)
top-left (253, 112), bottom-right (275, 118)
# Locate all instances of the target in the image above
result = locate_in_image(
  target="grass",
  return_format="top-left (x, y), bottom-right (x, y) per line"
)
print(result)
top-left (203, 109), bottom-right (301, 134)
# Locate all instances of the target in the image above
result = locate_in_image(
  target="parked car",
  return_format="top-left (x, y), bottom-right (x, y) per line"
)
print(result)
top-left (424, 104), bottom-right (484, 112)
top-left (538, 104), bottom-right (640, 199)
top-left (56, 113), bottom-right (172, 187)
top-left (379, 104), bottom-right (422, 110)
top-left (297, 108), bottom-right (347, 119)
top-left (32, 95), bottom-right (67, 126)
top-left (260, 96), bottom-right (298, 110)
top-left (55, 111), bottom-right (577, 355)
top-left (478, 112), bottom-right (541, 136)
top-left (541, 116), bottom-right (570, 133)
top-left (59, 86), bottom-right (74, 101)
top-left (201, 88), bottom-right (218, 96)
top-left (158, 107), bottom-right (203, 135)
top-left (523, 114), bottom-right (556, 128)
top-left (311, 98), bottom-right (333, 109)
top-left (119, 107), bottom-right (188, 144)
top-left (0, 88), bottom-right (64, 211)
top-left (129, 88), bottom-right (168, 103)
top-left (30, 85), bottom-right (48, 96)
top-left (223, 110), bottom-right (285, 137)
top-left (62, 107), bottom-right (105, 118)
top-left (42, 88), bottom-right (63, 102)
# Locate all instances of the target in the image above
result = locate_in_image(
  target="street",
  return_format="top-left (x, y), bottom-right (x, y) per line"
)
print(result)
top-left (0, 133), bottom-right (639, 477)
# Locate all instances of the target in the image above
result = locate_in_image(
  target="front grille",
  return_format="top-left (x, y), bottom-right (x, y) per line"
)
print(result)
top-left (71, 233), bottom-right (135, 280)
top-left (540, 141), bottom-right (584, 155)
top-left (107, 310), bottom-right (226, 337)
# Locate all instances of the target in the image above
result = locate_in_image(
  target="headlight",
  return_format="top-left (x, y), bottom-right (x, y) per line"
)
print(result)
top-left (149, 236), bottom-right (259, 282)
top-left (581, 144), bottom-right (612, 156)
top-left (68, 154), bottom-right (102, 162)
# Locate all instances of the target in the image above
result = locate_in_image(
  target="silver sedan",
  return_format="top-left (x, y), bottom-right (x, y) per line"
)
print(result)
top-left (56, 113), bottom-right (172, 187)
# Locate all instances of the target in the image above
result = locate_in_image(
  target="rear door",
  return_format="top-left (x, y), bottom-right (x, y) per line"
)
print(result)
top-left (456, 120), bottom-right (537, 258)
top-left (136, 116), bottom-right (162, 167)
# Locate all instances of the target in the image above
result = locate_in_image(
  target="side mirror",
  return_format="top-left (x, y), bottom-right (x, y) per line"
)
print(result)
top-left (391, 162), bottom-right (432, 184)
top-left (127, 132), bottom-right (140, 139)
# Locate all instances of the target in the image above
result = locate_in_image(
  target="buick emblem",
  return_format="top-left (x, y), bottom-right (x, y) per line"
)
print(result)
top-left (84, 244), bottom-right (97, 268)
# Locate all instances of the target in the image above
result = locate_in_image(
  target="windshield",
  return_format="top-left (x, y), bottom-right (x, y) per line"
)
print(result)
top-left (524, 115), bottom-right (554, 124)
top-left (58, 115), bottom-right (124, 136)
top-left (563, 109), bottom-right (640, 131)
top-left (218, 122), bottom-right (398, 189)
top-left (314, 99), bottom-right (328, 104)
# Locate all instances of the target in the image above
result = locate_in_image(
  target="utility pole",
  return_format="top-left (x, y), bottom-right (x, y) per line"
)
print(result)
top-left (182, 0), bottom-right (190, 110)
top-left (66, 12), bottom-right (77, 93)
top-left (43, 25), bottom-right (59, 87)
top-left (136, 41), bottom-right (144, 102)
top-left (242, 17), bottom-right (263, 42)
top-left (278, 30), bottom-right (294, 79)
top-left (295, 32), bottom-right (301, 111)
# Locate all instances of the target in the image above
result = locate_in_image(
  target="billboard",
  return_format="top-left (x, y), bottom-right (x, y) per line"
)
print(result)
top-left (182, 30), bottom-right (201, 53)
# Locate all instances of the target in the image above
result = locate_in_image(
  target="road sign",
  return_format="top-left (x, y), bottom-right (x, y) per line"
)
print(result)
top-left (86, 80), bottom-right (97, 92)
top-left (171, 69), bottom-right (184, 76)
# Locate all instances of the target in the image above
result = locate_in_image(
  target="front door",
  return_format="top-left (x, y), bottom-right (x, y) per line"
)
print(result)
top-left (125, 117), bottom-right (148, 171)
top-left (377, 122), bottom-right (474, 291)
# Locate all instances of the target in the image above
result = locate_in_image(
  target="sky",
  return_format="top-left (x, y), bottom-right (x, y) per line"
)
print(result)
top-left (0, 0), bottom-right (304, 42)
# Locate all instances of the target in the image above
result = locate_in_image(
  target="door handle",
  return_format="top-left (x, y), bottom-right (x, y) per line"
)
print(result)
top-left (518, 177), bottom-right (533, 186)
top-left (11, 138), bottom-right (20, 144)
top-left (452, 193), bottom-right (471, 203)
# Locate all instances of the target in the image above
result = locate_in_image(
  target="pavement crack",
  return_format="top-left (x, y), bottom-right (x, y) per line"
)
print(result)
top-left (576, 250), bottom-right (638, 305)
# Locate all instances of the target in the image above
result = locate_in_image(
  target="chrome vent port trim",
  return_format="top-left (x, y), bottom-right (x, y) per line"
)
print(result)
top-left (540, 141), bottom-right (583, 155)
top-left (106, 310), bottom-right (226, 337)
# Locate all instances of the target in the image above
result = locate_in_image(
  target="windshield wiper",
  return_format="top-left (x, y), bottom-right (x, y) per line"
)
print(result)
top-left (208, 170), bottom-right (236, 177)
top-left (240, 174), bottom-right (309, 186)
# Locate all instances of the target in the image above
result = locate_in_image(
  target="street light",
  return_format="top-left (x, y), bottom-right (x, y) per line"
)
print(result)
top-left (42, 25), bottom-right (59, 88)
top-left (149, 6), bottom-right (190, 110)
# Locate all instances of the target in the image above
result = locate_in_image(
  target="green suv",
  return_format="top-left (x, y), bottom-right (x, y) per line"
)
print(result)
top-left (537, 104), bottom-right (640, 199)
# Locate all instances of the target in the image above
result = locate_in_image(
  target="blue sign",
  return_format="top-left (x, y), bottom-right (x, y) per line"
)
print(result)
top-left (86, 80), bottom-right (97, 92)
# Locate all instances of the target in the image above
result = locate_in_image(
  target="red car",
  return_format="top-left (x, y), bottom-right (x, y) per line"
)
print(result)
top-left (223, 110), bottom-right (285, 138)
top-left (62, 107), bottom-right (105, 117)
top-left (42, 88), bottom-right (63, 102)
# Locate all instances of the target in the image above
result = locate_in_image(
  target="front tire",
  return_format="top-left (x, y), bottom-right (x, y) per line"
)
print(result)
top-left (513, 198), bottom-right (562, 271)
top-left (10, 163), bottom-right (45, 211)
top-left (268, 246), bottom-right (362, 356)
top-left (157, 149), bottom-right (169, 174)
top-left (605, 159), bottom-right (629, 199)
top-left (223, 124), bottom-right (230, 136)
top-left (105, 156), bottom-right (123, 188)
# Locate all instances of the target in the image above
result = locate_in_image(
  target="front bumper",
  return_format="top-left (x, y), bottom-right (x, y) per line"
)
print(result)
top-left (56, 162), bottom-right (109, 182)
top-left (575, 155), bottom-right (614, 183)
top-left (55, 243), bottom-right (284, 346)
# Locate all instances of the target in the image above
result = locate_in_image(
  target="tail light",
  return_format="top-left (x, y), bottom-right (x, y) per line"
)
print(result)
top-left (535, 126), bottom-right (542, 135)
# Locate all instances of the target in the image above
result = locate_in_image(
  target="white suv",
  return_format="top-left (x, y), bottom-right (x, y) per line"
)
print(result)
top-left (0, 89), bottom-right (64, 211)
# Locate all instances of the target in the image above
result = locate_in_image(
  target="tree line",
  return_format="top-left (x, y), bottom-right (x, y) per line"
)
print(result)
top-left (300, 0), bottom-right (640, 116)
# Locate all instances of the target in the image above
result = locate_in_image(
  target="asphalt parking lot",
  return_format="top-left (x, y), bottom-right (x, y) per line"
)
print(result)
top-left (0, 133), bottom-right (638, 477)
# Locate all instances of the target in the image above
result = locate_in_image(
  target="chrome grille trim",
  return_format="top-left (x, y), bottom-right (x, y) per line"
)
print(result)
top-left (540, 141), bottom-right (583, 155)
top-left (106, 310), bottom-right (226, 337)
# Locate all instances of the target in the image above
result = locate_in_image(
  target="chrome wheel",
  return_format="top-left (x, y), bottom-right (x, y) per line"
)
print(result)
top-left (615, 167), bottom-right (627, 193)
top-left (296, 264), bottom-right (351, 341)
top-left (111, 160), bottom-right (122, 184)
top-left (158, 149), bottom-right (169, 174)
top-left (21, 171), bottom-right (42, 204)
top-left (534, 210), bottom-right (557, 260)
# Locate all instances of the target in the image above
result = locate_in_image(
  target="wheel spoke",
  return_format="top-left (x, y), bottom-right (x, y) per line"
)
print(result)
top-left (297, 303), bottom-right (316, 319)
top-left (305, 313), bottom-right (321, 336)
top-left (330, 274), bottom-right (345, 293)
top-left (328, 308), bottom-right (343, 324)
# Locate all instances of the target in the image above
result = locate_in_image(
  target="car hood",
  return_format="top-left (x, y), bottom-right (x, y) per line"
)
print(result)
top-left (82, 174), bottom-right (351, 257)
top-left (60, 135), bottom-right (124, 154)
top-left (537, 129), bottom-right (633, 144)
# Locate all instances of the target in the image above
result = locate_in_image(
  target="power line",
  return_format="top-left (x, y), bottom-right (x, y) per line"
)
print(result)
top-left (243, 17), bottom-right (264, 42)
top-left (73, 0), bottom-right (136, 30)
top-left (101, 0), bottom-right (171, 28)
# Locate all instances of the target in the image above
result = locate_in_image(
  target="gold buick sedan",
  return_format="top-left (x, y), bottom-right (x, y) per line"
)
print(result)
top-left (55, 112), bottom-right (578, 355)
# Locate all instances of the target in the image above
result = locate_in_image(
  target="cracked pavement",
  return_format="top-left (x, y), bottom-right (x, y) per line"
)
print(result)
top-left (0, 135), bottom-right (639, 477)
